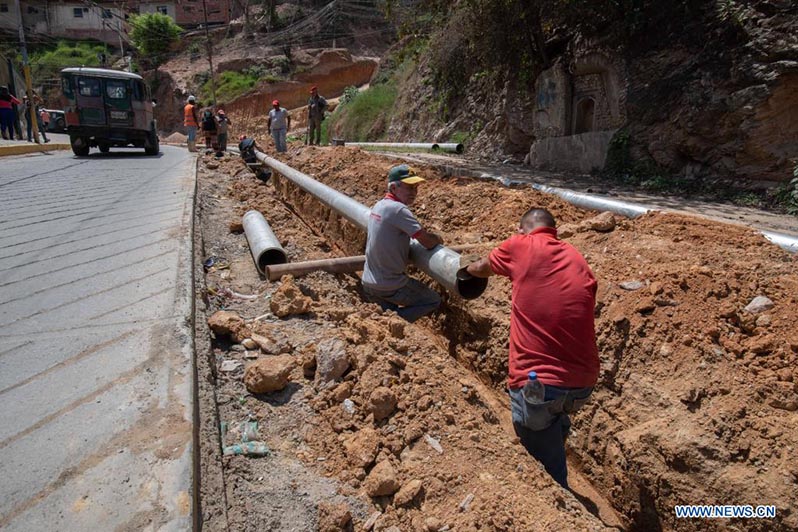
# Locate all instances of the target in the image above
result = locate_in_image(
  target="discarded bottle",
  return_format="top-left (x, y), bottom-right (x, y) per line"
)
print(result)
top-left (522, 371), bottom-right (545, 404)
top-left (223, 441), bottom-right (271, 457)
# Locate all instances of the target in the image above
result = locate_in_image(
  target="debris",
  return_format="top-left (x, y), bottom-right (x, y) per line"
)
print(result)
top-left (315, 338), bottom-right (350, 385)
top-left (270, 275), bottom-right (312, 317)
top-left (369, 386), bottom-right (397, 421)
top-left (207, 310), bottom-right (249, 341)
top-left (318, 502), bottom-right (352, 532)
top-left (220, 360), bottom-right (243, 372)
top-left (241, 338), bottom-right (257, 350)
top-left (581, 211), bottom-right (616, 232)
top-left (222, 441), bottom-right (270, 457)
top-left (203, 256), bottom-right (229, 271)
top-left (220, 287), bottom-right (262, 300)
top-left (394, 479), bottom-right (424, 507)
top-left (424, 434), bottom-right (444, 454)
top-left (240, 420), bottom-right (259, 442)
top-left (343, 427), bottom-right (379, 468)
top-left (243, 354), bottom-right (295, 393)
top-left (620, 280), bottom-right (645, 291)
top-left (744, 295), bottom-right (775, 314)
top-left (458, 492), bottom-right (475, 512)
top-left (364, 460), bottom-right (400, 497)
top-left (363, 511), bottom-right (381, 531)
top-left (342, 398), bottom-right (356, 414)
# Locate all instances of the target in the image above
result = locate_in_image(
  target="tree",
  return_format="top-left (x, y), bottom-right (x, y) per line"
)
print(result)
top-left (129, 13), bottom-right (182, 68)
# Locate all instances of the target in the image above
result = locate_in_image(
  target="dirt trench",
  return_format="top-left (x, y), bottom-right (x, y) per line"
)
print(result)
top-left (195, 144), bottom-right (798, 531)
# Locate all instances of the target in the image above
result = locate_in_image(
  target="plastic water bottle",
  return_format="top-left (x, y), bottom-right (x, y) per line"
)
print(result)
top-left (522, 371), bottom-right (545, 404)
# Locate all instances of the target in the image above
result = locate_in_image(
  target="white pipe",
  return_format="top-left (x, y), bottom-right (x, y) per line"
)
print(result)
top-left (243, 210), bottom-right (287, 274)
top-left (346, 142), bottom-right (465, 154)
top-left (251, 150), bottom-right (487, 299)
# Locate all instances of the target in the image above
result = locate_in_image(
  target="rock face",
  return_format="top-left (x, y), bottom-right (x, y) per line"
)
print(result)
top-left (243, 355), bottom-right (295, 394)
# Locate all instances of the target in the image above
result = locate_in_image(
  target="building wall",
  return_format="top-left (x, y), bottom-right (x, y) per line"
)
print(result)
top-left (138, 1), bottom-right (176, 19)
top-left (0, 0), bottom-right (22, 30)
top-left (174, 0), bottom-right (230, 26)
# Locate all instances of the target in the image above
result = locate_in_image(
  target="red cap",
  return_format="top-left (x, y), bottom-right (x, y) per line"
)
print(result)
top-left (239, 135), bottom-right (246, 141)
top-left (217, 109), bottom-right (225, 115)
top-left (272, 99), bottom-right (279, 106)
top-left (310, 86), bottom-right (318, 93)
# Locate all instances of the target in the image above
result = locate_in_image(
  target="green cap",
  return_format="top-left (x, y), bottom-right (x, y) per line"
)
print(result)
top-left (387, 164), bottom-right (425, 185)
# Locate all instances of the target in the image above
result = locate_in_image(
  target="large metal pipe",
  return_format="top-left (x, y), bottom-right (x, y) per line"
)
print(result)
top-left (346, 142), bottom-right (465, 155)
top-left (243, 210), bottom-right (287, 274)
top-left (252, 150), bottom-right (487, 299)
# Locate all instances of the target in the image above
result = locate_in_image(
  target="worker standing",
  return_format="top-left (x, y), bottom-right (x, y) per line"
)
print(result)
top-left (466, 208), bottom-right (599, 489)
top-left (362, 164), bottom-right (443, 323)
top-left (216, 109), bottom-right (231, 153)
top-left (267, 100), bottom-right (290, 153)
top-left (184, 95), bottom-right (199, 152)
top-left (306, 86), bottom-right (327, 146)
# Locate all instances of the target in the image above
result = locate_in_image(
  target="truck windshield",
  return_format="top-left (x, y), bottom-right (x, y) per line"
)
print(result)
top-left (78, 77), bottom-right (101, 97)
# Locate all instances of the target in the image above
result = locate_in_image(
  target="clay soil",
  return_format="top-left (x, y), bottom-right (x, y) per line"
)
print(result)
top-left (194, 141), bottom-right (798, 532)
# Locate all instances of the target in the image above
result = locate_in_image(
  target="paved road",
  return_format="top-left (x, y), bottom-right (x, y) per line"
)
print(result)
top-left (0, 146), bottom-right (196, 531)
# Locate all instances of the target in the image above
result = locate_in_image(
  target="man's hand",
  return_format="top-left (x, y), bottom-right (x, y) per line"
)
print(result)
top-left (466, 257), bottom-right (493, 278)
top-left (416, 229), bottom-right (443, 250)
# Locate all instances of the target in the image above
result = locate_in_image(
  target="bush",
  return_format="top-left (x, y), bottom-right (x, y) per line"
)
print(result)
top-left (327, 82), bottom-right (398, 142)
top-left (30, 40), bottom-right (107, 81)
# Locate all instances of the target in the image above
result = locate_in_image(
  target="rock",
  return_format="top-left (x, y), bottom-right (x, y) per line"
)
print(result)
top-left (557, 224), bottom-right (577, 238)
top-left (343, 427), bottom-right (379, 468)
top-left (241, 338), bottom-right (257, 350)
top-left (582, 211), bottom-right (616, 232)
top-left (243, 354), bottom-right (294, 393)
top-left (458, 492), bottom-right (475, 512)
top-left (620, 280), bottom-right (644, 290)
top-left (744, 295), bottom-right (774, 314)
top-left (388, 317), bottom-right (405, 339)
top-left (270, 275), bottom-right (312, 317)
top-left (364, 460), bottom-right (400, 497)
top-left (363, 512), bottom-right (382, 531)
top-left (251, 333), bottom-right (280, 354)
top-left (229, 219), bottom-right (244, 233)
top-left (369, 386), bottom-right (397, 421)
top-left (318, 502), bottom-right (352, 532)
top-left (220, 360), bottom-right (243, 372)
top-left (769, 399), bottom-right (798, 411)
top-left (207, 310), bottom-right (249, 341)
top-left (755, 314), bottom-right (772, 327)
top-left (315, 338), bottom-right (350, 385)
top-left (394, 479), bottom-right (423, 507)
top-left (424, 434), bottom-right (443, 454)
top-left (332, 381), bottom-right (353, 402)
top-left (424, 516), bottom-right (444, 532)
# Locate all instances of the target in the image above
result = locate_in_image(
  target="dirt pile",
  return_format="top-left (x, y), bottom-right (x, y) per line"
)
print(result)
top-left (196, 146), bottom-right (798, 531)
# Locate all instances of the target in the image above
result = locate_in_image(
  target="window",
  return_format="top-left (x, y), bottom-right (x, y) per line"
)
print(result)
top-left (27, 5), bottom-right (38, 13)
top-left (0, 4), bottom-right (8, 13)
top-left (105, 79), bottom-right (127, 100)
top-left (77, 77), bottom-right (101, 97)
top-left (102, 8), bottom-right (112, 18)
top-left (73, 7), bottom-right (83, 17)
top-left (156, 5), bottom-right (168, 14)
top-left (62, 75), bottom-right (74, 98)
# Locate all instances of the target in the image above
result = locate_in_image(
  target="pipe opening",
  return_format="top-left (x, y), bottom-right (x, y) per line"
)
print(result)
top-left (257, 249), bottom-right (288, 273)
top-left (457, 276), bottom-right (488, 300)
top-left (454, 143), bottom-right (464, 154)
top-left (431, 143), bottom-right (440, 151)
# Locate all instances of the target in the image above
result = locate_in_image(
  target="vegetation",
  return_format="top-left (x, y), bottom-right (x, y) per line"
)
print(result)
top-left (129, 13), bottom-right (182, 68)
top-left (775, 163), bottom-right (798, 216)
top-left (29, 41), bottom-right (108, 82)
top-left (325, 82), bottom-right (398, 142)
top-left (200, 66), bottom-right (283, 104)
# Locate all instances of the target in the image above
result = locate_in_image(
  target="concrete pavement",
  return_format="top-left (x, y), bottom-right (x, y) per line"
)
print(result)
top-left (0, 133), bottom-right (70, 157)
top-left (0, 146), bottom-right (197, 530)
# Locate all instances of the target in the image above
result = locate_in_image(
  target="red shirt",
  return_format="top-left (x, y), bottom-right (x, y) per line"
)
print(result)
top-left (489, 227), bottom-right (599, 389)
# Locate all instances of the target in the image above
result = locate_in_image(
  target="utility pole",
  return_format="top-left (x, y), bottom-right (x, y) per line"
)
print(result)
top-left (201, 0), bottom-right (217, 105)
top-left (331, 0), bottom-right (337, 49)
top-left (14, 0), bottom-right (40, 144)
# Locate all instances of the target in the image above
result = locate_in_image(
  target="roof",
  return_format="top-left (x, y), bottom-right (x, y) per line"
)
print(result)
top-left (61, 68), bottom-right (144, 81)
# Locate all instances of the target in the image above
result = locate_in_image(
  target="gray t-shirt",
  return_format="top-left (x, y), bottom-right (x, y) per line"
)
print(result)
top-left (362, 196), bottom-right (422, 293)
top-left (269, 108), bottom-right (288, 131)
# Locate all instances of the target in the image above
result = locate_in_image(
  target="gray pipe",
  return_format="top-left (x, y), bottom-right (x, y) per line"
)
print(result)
top-left (531, 183), bottom-right (798, 254)
top-left (243, 210), bottom-right (287, 274)
top-left (532, 184), bottom-right (650, 219)
top-left (346, 142), bottom-right (465, 155)
top-left (252, 151), bottom-right (487, 299)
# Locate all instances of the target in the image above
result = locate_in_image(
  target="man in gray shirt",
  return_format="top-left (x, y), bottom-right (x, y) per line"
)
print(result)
top-left (362, 164), bottom-right (443, 322)
top-left (268, 99), bottom-right (290, 153)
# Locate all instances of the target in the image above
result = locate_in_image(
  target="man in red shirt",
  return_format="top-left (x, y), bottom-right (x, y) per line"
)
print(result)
top-left (466, 208), bottom-right (599, 488)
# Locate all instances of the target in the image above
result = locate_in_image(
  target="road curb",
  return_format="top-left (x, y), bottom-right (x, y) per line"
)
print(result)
top-left (0, 143), bottom-right (71, 157)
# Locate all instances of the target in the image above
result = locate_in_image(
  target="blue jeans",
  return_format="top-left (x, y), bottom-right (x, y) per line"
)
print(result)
top-left (186, 126), bottom-right (197, 142)
top-left (363, 278), bottom-right (441, 323)
top-left (271, 128), bottom-right (287, 152)
top-left (509, 384), bottom-right (593, 489)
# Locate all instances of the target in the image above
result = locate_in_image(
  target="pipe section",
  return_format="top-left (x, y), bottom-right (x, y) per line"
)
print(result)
top-left (253, 150), bottom-right (487, 299)
top-left (346, 142), bottom-right (465, 155)
top-left (243, 210), bottom-right (287, 274)
top-left (532, 184), bottom-right (650, 219)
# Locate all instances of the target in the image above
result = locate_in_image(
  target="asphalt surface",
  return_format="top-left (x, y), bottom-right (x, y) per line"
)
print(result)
top-left (0, 145), bottom-right (196, 531)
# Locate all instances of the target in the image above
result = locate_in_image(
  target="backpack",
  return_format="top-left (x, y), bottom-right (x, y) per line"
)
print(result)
top-left (202, 110), bottom-right (216, 130)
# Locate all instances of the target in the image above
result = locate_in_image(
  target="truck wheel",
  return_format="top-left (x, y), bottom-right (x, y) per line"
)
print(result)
top-left (56, 118), bottom-right (65, 131)
top-left (144, 129), bottom-right (159, 155)
top-left (98, 143), bottom-right (110, 154)
top-left (70, 136), bottom-right (90, 156)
